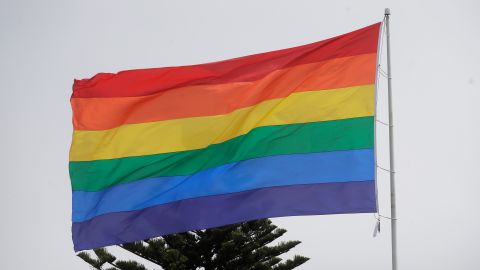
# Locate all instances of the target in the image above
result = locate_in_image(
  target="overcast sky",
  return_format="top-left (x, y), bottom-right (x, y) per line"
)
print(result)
top-left (1, 0), bottom-right (479, 269)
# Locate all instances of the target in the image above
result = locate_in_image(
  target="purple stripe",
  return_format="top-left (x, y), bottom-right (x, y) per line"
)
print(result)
top-left (72, 181), bottom-right (376, 251)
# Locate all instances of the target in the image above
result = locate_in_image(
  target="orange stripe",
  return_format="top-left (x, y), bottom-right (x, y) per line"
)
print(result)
top-left (72, 53), bottom-right (376, 131)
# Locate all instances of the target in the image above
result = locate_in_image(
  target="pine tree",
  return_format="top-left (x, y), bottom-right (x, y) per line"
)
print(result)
top-left (78, 219), bottom-right (309, 270)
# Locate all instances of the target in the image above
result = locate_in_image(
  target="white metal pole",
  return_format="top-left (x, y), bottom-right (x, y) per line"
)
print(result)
top-left (384, 8), bottom-right (398, 270)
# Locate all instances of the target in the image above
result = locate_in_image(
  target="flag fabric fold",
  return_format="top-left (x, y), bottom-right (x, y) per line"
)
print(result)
top-left (69, 22), bottom-right (381, 251)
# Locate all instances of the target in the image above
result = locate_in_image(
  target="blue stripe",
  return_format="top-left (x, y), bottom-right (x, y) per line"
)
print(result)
top-left (73, 149), bottom-right (374, 222)
top-left (73, 181), bottom-right (377, 251)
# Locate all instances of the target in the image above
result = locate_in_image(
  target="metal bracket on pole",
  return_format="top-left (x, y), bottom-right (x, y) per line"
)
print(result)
top-left (384, 7), bottom-right (398, 270)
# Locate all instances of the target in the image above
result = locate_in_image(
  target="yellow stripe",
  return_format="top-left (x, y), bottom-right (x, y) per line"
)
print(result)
top-left (70, 84), bottom-right (374, 161)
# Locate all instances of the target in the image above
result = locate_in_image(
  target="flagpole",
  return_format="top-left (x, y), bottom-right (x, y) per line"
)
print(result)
top-left (384, 8), bottom-right (398, 270)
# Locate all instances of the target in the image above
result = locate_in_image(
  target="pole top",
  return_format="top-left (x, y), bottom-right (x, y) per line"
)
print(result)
top-left (385, 8), bottom-right (391, 15)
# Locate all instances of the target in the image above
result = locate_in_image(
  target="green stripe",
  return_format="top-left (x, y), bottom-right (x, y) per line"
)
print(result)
top-left (70, 116), bottom-right (374, 192)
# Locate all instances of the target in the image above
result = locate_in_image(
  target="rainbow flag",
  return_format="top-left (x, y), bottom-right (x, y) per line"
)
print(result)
top-left (69, 23), bottom-right (381, 251)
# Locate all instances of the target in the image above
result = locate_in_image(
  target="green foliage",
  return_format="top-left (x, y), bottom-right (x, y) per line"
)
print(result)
top-left (77, 248), bottom-right (147, 270)
top-left (78, 219), bottom-right (309, 270)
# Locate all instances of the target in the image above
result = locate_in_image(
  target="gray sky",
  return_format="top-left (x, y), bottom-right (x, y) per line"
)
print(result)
top-left (1, 0), bottom-right (479, 269)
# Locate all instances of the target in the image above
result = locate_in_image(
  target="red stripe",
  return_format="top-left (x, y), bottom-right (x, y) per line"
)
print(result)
top-left (72, 23), bottom-right (380, 98)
